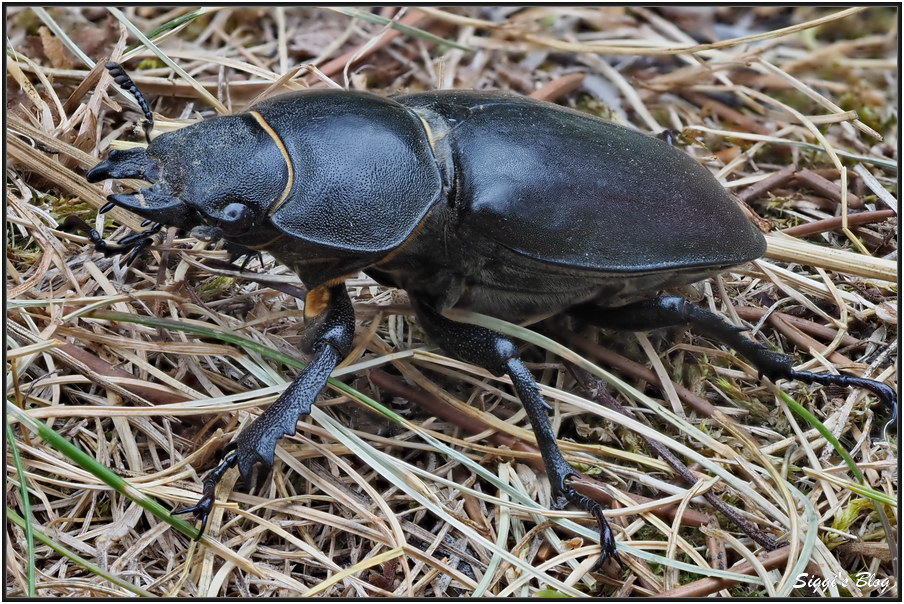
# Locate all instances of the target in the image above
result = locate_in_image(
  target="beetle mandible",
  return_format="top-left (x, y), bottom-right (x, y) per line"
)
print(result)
top-left (80, 62), bottom-right (897, 566)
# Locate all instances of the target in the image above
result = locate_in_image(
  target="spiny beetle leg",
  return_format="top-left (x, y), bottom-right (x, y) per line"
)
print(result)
top-left (413, 301), bottom-right (621, 566)
top-left (232, 341), bottom-right (343, 481)
top-left (506, 358), bottom-right (621, 567)
top-left (177, 285), bottom-right (356, 538)
top-left (173, 450), bottom-right (238, 537)
top-left (571, 295), bottom-right (898, 432)
top-left (232, 285), bottom-right (354, 482)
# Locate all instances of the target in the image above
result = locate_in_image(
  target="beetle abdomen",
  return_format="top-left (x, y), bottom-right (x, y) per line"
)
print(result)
top-left (402, 91), bottom-right (765, 275)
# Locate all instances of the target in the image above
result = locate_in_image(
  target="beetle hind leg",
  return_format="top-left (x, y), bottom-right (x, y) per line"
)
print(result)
top-left (507, 357), bottom-right (621, 566)
top-left (571, 295), bottom-right (897, 430)
top-left (414, 301), bottom-right (621, 566)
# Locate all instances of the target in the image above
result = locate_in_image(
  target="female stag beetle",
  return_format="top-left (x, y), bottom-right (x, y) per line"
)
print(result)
top-left (81, 62), bottom-right (897, 566)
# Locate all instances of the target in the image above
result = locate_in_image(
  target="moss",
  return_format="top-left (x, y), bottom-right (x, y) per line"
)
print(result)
top-left (196, 275), bottom-right (236, 301)
top-left (574, 93), bottom-right (619, 122)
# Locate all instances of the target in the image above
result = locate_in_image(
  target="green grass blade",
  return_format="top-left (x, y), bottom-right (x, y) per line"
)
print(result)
top-left (778, 391), bottom-right (864, 482)
top-left (6, 401), bottom-right (200, 540)
top-left (330, 7), bottom-right (473, 51)
top-left (107, 7), bottom-right (227, 114)
top-left (7, 507), bottom-right (155, 597)
top-left (6, 420), bottom-right (36, 596)
top-left (125, 7), bottom-right (214, 55)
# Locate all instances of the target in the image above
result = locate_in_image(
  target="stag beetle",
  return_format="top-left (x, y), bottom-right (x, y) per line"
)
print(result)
top-left (79, 63), bottom-right (897, 566)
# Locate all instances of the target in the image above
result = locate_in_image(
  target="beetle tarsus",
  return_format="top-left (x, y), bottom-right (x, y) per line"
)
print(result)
top-left (572, 295), bottom-right (898, 433)
top-left (173, 450), bottom-right (238, 537)
top-left (507, 357), bottom-right (621, 567)
top-left (60, 214), bottom-right (162, 259)
top-left (563, 480), bottom-right (622, 568)
top-left (788, 369), bottom-right (897, 429)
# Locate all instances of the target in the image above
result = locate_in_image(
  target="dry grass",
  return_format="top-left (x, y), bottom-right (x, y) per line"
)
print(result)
top-left (5, 6), bottom-right (898, 598)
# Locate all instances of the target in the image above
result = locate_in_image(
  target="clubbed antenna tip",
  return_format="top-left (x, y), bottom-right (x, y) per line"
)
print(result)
top-left (105, 61), bottom-right (154, 144)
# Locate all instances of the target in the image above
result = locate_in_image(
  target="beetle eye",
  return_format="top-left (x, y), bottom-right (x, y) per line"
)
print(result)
top-left (218, 202), bottom-right (254, 236)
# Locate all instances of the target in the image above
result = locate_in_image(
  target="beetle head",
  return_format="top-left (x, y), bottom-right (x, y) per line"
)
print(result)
top-left (86, 114), bottom-right (289, 243)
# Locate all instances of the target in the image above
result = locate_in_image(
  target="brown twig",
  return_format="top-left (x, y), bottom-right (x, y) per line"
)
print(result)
top-left (779, 209), bottom-right (895, 238)
top-left (309, 10), bottom-right (431, 83)
top-left (794, 168), bottom-right (863, 208)
top-left (655, 546), bottom-right (792, 597)
top-left (733, 306), bottom-right (863, 349)
top-left (529, 73), bottom-right (586, 103)
top-left (682, 91), bottom-right (771, 136)
top-left (759, 313), bottom-right (855, 367)
top-left (737, 164), bottom-right (798, 203)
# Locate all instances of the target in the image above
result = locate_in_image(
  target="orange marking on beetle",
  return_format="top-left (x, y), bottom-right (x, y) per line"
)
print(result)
top-left (417, 115), bottom-right (438, 154)
top-left (324, 273), bottom-right (358, 287)
top-left (249, 111), bottom-right (295, 216)
top-left (304, 286), bottom-right (332, 319)
top-left (242, 233), bottom-right (285, 250)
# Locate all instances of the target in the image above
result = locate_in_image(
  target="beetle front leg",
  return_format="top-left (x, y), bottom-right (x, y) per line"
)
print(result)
top-left (571, 295), bottom-right (897, 428)
top-left (413, 301), bottom-right (621, 566)
top-left (59, 214), bottom-right (162, 260)
top-left (174, 284), bottom-right (355, 535)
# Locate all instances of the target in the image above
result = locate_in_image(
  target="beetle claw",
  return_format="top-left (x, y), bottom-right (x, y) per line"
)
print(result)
top-left (788, 368), bottom-right (898, 432)
top-left (172, 495), bottom-right (214, 538)
top-left (558, 476), bottom-right (621, 568)
top-left (173, 450), bottom-right (238, 538)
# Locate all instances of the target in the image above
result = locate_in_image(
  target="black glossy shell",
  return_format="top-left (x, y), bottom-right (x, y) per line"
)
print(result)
top-left (397, 91), bottom-right (766, 274)
top-left (254, 90), bottom-right (443, 254)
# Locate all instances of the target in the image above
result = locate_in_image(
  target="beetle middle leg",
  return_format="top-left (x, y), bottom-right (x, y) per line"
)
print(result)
top-left (174, 284), bottom-right (355, 535)
top-left (413, 300), bottom-right (621, 566)
top-left (570, 295), bottom-right (897, 427)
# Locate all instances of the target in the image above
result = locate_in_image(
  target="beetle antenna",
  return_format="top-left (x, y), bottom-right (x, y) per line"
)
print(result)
top-left (105, 61), bottom-right (154, 144)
